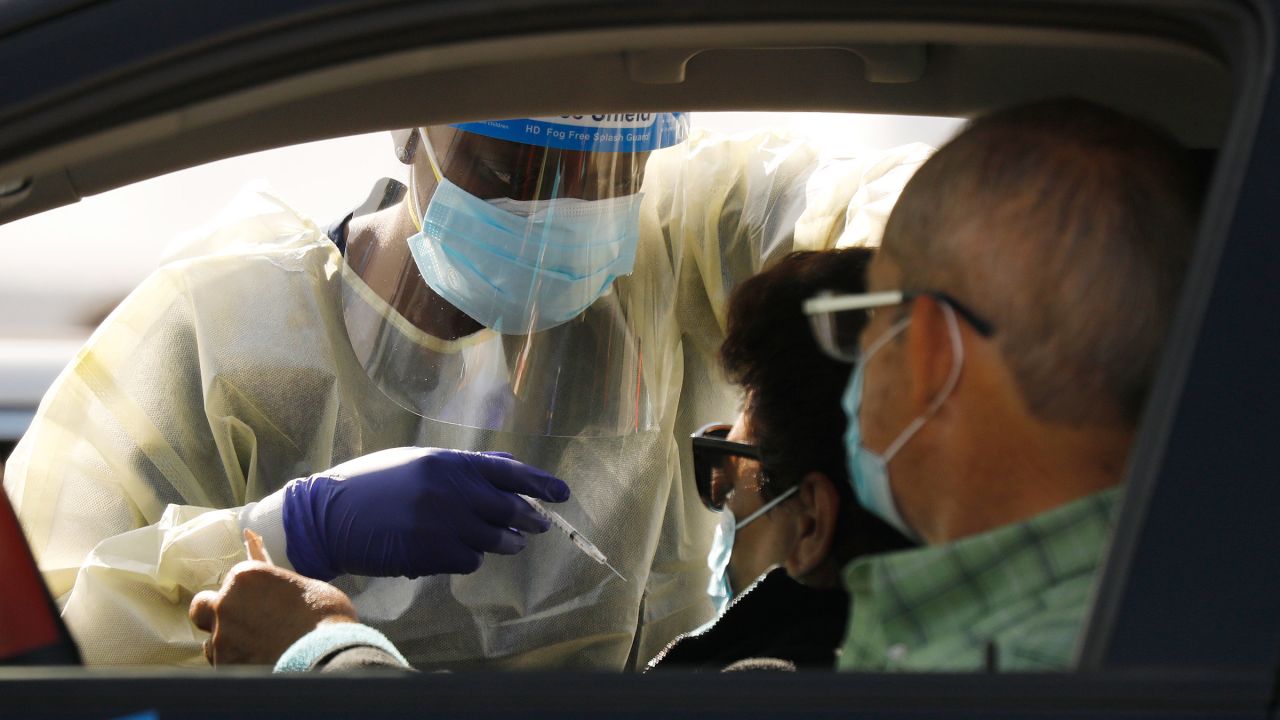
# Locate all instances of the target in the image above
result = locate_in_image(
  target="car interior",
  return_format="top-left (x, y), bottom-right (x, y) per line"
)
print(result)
top-left (0, 1), bottom-right (1273, 716)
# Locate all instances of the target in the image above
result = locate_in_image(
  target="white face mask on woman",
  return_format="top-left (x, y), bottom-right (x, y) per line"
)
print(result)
top-left (705, 484), bottom-right (800, 614)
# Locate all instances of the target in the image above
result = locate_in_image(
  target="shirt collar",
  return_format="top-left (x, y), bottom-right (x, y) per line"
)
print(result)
top-left (844, 487), bottom-right (1123, 651)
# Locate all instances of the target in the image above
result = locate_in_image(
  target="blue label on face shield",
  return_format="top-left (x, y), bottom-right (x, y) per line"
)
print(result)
top-left (453, 113), bottom-right (689, 152)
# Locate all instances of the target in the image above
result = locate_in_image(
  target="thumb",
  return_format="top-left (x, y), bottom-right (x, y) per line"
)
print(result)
top-left (189, 590), bottom-right (219, 633)
top-left (470, 453), bottom-right (570, 503)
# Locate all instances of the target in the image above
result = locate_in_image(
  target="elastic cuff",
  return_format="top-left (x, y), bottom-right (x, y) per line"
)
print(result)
top-left (281, 476), bottom-right (338, 581)
top-left (237, 489), bottom-right (293, 571)
top-left (274, 623), bottom-right (409, 673)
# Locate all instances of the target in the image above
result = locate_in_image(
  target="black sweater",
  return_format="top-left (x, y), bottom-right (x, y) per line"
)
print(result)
top-left (644, 567), bottom-right (849, 672)
top-left (311, 567), bottom-right (848, 673)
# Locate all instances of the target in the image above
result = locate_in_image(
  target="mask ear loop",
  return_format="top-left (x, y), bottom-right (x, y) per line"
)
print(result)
top-left (734, 484), bottom-right (801, 531)
top-left (881, 303), bottom-right (964, 463)
top-left (407, 127), bottom-right (446, 234)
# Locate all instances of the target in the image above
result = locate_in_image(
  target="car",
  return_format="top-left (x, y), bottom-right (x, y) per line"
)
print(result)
top-left (1, 0), bottom-right (1277, 717)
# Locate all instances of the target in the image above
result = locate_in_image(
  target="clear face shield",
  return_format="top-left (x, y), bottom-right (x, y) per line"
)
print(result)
top-left (341, 114), bottom-right (690, 437)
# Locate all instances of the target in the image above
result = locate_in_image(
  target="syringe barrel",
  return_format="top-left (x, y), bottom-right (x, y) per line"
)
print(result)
top-left (522, 495), bottom-right (610, 566)
top-left (523, 495), bottom-right (570, 532)
top-left (569, 532), bottom-right (608, 564)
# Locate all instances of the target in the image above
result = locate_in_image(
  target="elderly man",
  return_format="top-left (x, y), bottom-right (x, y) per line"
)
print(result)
top-left (805, 98), bottom-right (1199, 671)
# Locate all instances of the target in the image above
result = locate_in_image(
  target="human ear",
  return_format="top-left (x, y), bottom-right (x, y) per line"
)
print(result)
top-left (905, 295), bottom-right (958, 412)
top-left (784, 473), bottom-right (840, 580)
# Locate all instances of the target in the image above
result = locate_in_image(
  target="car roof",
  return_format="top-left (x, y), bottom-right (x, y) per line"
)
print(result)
top-left (0, 2), bottom-right (1235, 225)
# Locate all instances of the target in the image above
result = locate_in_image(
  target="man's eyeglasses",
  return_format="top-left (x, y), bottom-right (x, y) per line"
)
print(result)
top-left (802, 290), bottom-right (995, 363)
top-left (690, 423), bottom-right (764, 512)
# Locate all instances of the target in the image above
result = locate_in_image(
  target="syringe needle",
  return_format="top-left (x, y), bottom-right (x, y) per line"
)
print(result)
top-left (604, 560), bottom-right (626, 582)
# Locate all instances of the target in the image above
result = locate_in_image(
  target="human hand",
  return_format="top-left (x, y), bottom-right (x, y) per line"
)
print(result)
top-left (281, 447), bottom-right (570, 580)
top-left (189, 561), bottom-right (357, 666)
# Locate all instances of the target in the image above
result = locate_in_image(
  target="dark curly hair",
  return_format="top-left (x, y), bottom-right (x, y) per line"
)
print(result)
top-left (720, 249), bottom-right (911, 562)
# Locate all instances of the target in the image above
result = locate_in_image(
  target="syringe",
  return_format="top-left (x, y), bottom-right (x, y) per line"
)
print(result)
top-left (520, 495), bottom-right (626, 582)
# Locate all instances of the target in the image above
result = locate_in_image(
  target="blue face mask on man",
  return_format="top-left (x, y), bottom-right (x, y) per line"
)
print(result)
top-left (408, 177), bottom-right (642, 334)
top-left (405, 127), bottom-right (644, 335)
top-left (842, 303), bottom-right (964, 541)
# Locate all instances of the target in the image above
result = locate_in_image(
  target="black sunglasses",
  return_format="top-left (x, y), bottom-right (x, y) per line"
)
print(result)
top-left (690, 423), bottom-right (764, 512)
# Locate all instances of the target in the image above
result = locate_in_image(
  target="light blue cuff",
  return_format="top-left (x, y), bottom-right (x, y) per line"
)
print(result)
top-left (273, 623), bottom-right (410, 673)
top-left (237, 489), bottom-right (293, 571)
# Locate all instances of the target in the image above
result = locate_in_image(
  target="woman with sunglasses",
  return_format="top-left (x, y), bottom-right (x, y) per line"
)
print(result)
top-left (647, 248), bottom-right (913, 672)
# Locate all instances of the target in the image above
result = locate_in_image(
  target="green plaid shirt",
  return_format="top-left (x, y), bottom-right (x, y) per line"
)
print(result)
top-left (837, 487), bottom-right (1121, 672)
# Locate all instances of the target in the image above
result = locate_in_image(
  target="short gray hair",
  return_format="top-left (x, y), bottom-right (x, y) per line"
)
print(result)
top-left (882, 99), bottom-right (1199, 426)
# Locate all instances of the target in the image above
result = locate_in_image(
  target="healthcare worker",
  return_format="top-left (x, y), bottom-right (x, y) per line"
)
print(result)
top-left (4, 113), bottom-right (932, 669)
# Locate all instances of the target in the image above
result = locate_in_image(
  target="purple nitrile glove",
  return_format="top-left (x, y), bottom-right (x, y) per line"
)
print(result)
top-left (282, 447), bottom-right (569, 580)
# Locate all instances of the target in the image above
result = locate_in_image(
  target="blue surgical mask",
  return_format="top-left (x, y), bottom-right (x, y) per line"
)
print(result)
top-left (705, 484), bottom-right (800, 615)
top-left (406, 176), bottom-right (643, 334)
top-left (843, 304), bottom-right (963, 541)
